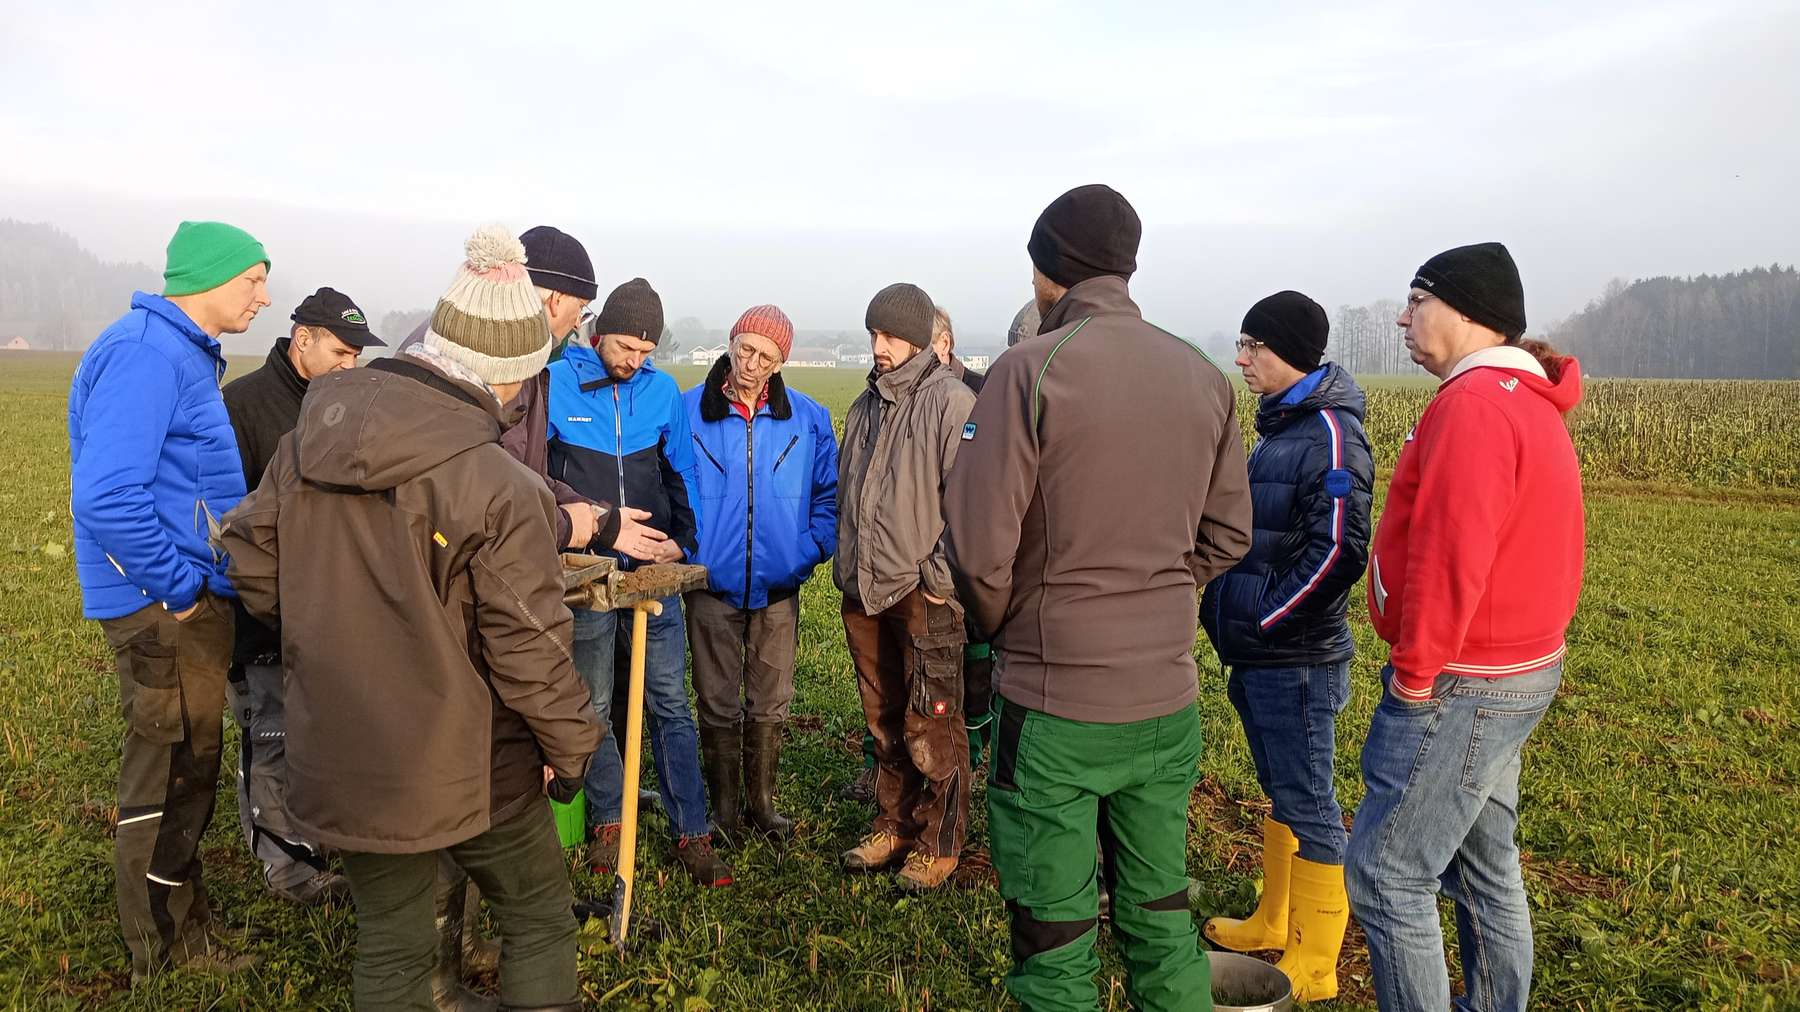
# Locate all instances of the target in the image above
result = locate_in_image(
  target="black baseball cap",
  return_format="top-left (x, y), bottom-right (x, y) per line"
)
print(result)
top-left (290, 287), bottom-right (386, 348)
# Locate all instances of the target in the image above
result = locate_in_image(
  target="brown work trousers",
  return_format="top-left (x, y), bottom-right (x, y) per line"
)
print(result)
top-left (686, 590), bottom-right (800, 730)
top-left (98, 594), bottom-right (234, 976)
top-left (842, 589), bottom-right (970, 858)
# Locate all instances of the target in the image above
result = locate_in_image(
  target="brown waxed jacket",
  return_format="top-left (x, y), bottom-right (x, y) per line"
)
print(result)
top-left (834, 349), bottom-right (978, 615)
top-left (221, 352), bottom-right (601, 854)
top-left (943, 276), bottom-right (1254, 724)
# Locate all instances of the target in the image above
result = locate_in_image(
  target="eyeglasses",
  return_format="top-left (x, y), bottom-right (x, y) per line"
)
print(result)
top-left (1404, 293), bottom-right (1436, 312)
top-left (1234, 337), bottom-right (1266, 354)
top-left (733, 343), bottom-right (779, 371)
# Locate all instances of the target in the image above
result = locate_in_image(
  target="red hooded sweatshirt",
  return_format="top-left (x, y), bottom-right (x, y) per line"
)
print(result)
top-left (1368, 346), bottom-right (1585, 701)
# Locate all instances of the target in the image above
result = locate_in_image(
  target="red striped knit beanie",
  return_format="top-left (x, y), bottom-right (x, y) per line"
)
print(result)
top-left (731, 305), bottom-right (795, 361)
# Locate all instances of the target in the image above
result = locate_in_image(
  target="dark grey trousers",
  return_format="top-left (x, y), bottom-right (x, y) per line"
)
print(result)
top-left (685, 590), bottom-right (799, 730)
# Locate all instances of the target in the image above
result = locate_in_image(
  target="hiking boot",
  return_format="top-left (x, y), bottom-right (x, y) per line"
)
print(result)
top-left (586, 823), bottom-right (622, 876)
top-left (675, 834), bottom-right (734, 888)
top-left (897, 850), bottom-right (959, 892)
top-left (841, 831), bottom-right (911, 872)
top-left (744, 721), bottom-right (794, 839)
top-left (700, 723), bottom-right (744, 848)
top-left (840, 765), bottom-right (876, 804)
top-left (270, 867), bottom-right (351, 907)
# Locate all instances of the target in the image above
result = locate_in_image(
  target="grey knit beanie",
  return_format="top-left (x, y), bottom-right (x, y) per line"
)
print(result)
top-left (864, 283), bottom-right (935, 350)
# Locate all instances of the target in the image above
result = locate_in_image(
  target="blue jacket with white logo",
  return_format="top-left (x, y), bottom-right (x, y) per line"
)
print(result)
top-left (1201, 363), bottom-right (1374, 668)
top-left (682, 356), bottom-right (839, 610)
top-left (546, 346), bottom-right (697, 560)
top-left (68, 292), bottom-right (247, 619)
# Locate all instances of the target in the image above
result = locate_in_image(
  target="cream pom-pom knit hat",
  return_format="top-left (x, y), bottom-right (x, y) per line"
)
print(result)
top-left (423, 225), bottom-right (555, 385)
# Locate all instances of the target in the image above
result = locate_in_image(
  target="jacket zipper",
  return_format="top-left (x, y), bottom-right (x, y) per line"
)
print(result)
top-left (612, 386), bottom-right (626, 509)
top-left (744, 410), bottom-right (756, 603)
top-left (772, 435), bottom-right (799, 472)
top-left (612, 386), bottom-right (627, 564)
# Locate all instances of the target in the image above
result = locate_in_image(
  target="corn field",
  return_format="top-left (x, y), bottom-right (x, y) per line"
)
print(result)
top-left (1233, 378), bottom-right (1800, 489)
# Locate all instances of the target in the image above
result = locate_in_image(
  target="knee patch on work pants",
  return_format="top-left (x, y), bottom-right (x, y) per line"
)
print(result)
top-left (1007, 899), bottom-right (1098, 963)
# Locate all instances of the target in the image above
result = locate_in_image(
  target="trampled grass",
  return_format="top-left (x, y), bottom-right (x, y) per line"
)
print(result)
top-left (1, 351), bottom-right (1796, 1009)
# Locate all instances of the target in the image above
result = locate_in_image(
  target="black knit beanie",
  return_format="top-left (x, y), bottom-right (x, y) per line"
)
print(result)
top-left (864, 283), bottom-right (935, 349)
top-left (592, 278), bottom-right (664, 344)
top-left (1412, 242), bottom-right (1526, 339)
top-left (1241, 290), bottom-right (1329, 372)
top-left (1027, 184), bottom-right (1141, 288)
top-left (518, 225), bottom-right (598, 301)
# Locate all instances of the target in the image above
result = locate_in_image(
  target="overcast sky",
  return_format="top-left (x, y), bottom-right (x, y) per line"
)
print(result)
top-left (3, 0), bottom-right (1797, 350)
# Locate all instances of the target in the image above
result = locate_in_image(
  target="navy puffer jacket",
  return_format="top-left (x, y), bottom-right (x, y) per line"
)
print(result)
top-left (1201, 363), bottom-right (1374, 668)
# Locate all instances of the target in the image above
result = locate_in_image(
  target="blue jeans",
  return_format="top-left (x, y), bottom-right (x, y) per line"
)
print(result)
top-left (570, 600), bottom-right (710, 839)
top-left (1346, 662), bottom-right (1561, 1012)
top-left (1226, 661), bottom-right (1350, 864)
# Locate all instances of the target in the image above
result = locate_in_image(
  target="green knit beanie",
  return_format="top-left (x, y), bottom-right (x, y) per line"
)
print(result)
top-left (162, 221), bottom-right (270, 296)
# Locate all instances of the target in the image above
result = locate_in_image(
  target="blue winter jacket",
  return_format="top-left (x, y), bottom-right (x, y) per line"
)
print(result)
top-left (681, 355), bottom-right (839, 610)
top-left (1201, 363), bottom-right (1374, 668)
top-left (68, 292), bottom-right (247, 619)
top-left (546, 347), bottom-right (697, 560)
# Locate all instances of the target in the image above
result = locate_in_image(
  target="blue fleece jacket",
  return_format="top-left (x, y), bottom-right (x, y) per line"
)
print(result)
top-left (68, 292), bottom-right (247, 619)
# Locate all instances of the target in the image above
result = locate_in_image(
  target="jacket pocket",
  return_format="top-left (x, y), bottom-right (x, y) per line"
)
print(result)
top-left (122, 637), bottom-right (185, 745)
top-left (770, 434), bottom-right (804, 499)
top-left (909, 630), bottom-right (964, 720)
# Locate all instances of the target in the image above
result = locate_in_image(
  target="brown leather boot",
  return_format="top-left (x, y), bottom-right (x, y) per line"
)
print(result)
top-left (675, 834), bottom-right (735, 888)
top-left (700, 723), bottom-right (744, 848)
top-left (586, 823), bottom-right (622, 877)
top-left (744, 721), bottom-right (794, 839)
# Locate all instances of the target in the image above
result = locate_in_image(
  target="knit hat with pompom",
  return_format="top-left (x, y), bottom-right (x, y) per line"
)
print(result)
top-left (424, 225), bottom-right (555, 385)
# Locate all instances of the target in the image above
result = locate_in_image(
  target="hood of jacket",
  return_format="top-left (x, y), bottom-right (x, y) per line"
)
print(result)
top-left (294, 355), bottom-right (501, 493)
top-left (1444, 345), bottom-right (1583, 414)
top-left (1257, 362), bottom-right (1367, 435)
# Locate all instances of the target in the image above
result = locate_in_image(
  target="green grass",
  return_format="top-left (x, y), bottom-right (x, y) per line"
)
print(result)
top-left (1, 351), bottom-right (1796, 1009)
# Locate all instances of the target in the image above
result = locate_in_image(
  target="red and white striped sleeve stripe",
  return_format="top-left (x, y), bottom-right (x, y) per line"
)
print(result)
top-left (1260, 409), bottom-right (1345, 630)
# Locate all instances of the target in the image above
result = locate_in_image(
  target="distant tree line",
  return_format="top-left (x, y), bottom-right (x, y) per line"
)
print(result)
top-left (1548, 266), bottom-right (1799, 379)
top-left (0, 220), bottom-right (159, 350)
top-left (1328, 298), bottom-right (1423, 376)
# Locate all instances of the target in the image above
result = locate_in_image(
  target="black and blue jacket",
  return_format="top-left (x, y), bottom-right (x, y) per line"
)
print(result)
top-left (682, 355), bottom-right (839, 611)
top-left (546, 346), bottom-right (697, 561)
top-left (1201, 363), bottom-right (1374, 668)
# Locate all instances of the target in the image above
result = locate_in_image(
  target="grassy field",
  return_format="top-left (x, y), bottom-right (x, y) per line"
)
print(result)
top-left (1, 350), bottom-right (1797, 1010)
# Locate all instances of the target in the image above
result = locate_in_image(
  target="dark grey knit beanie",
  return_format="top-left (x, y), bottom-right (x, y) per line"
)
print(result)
top-left (592, 278), bottom-right (664, 344)
top-left (864, 283), bottom-right (935, 349)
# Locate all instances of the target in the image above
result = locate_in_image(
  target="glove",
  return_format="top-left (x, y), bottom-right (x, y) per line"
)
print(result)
top-left (546, 773), bottom-right (584, 804)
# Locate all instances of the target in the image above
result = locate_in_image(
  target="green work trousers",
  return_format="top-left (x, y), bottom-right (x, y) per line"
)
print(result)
top-left (987, 695), bottom-right (1210, 1011)
top-left (340, 801), bottom-right (577, 1011)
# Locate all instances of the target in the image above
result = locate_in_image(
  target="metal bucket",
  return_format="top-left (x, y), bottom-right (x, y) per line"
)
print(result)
top-left (1209, 950), bottom-right (1295, 1012)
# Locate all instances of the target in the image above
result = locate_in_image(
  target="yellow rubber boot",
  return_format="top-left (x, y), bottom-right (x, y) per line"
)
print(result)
top-left (1275, 856), bottom-right (1349, 1002)
top-left (1203, 816), bottom-right (1298, 952)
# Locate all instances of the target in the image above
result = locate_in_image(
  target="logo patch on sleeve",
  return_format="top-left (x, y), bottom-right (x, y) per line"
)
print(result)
top-left (961, 422), bottom-right (977, 441)
top-left (1324, 468), bottom-right (1353, 498)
